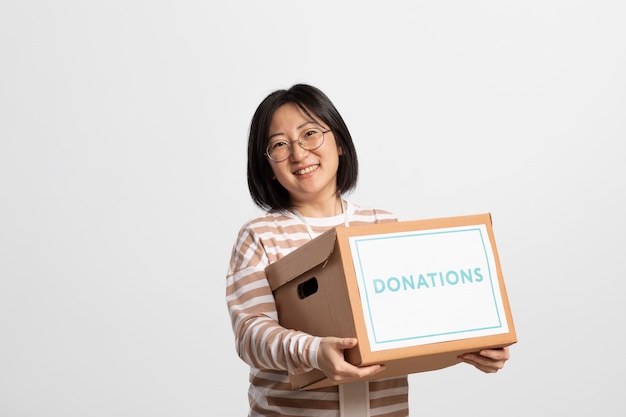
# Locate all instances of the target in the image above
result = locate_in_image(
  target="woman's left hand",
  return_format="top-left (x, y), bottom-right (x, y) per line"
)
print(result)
top-left (458, 346), bottom-right (510, 373)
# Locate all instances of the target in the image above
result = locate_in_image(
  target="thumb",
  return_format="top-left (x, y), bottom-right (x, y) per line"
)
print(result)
top-left (336, 337), bottom-right (358, 349)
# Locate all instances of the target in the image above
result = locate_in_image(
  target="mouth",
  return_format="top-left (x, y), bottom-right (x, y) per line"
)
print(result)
top-left (293, 164), bottom-right (319, 176)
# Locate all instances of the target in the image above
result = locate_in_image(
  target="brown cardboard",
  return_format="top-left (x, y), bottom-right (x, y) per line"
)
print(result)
top-left (265, 213), bottom-right (517, 390)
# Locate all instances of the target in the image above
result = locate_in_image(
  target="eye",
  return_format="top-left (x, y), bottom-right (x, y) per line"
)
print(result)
top-left (301, 128), bottom-right (321, 139)
top-left (269, 140), bottom-right (289, 150)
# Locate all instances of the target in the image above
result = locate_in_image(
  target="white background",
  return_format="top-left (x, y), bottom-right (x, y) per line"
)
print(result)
top-left (1, 1), bottom-right (624, 416)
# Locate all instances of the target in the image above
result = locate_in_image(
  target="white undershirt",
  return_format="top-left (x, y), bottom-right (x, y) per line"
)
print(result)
top-left (290, 199), bottom-right (350, 239)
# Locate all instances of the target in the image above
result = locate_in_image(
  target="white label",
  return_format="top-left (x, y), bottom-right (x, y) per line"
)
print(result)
top-left (349, 224), bottom-right (509, 351)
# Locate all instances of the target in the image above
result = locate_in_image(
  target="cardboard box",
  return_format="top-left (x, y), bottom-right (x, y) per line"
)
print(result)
top-left (265, 213), bottom-right (516, 390)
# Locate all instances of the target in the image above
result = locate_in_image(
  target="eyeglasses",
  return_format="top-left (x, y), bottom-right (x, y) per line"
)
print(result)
top-left (265, 128), bottom-right (331, 162)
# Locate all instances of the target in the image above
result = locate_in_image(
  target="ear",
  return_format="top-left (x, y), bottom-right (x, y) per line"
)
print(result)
top-left (337, 146), bottom-right (344, 156)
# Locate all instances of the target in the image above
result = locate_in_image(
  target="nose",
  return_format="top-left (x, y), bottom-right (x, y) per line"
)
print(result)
top-left (289, 140), bottom-right (309, 160)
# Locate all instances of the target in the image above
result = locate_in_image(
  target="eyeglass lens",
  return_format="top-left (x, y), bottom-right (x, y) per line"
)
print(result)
top-left (266, 129), bottom-right (326, 161)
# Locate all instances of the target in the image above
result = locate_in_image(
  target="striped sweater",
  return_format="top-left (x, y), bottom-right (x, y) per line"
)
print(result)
top-left (226, 201), bottom-right (409, 416)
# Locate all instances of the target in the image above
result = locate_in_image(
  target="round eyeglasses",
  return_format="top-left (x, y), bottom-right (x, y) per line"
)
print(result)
top-left (265, 128), bottom-right (331, 162)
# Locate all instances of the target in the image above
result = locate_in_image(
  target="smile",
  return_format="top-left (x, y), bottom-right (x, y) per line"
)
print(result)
top-left (294, 165), bottom-right (319, 175)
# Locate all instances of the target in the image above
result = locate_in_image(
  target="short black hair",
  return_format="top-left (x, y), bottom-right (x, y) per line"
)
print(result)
top-left (247, 84), bottom-right (358, 211)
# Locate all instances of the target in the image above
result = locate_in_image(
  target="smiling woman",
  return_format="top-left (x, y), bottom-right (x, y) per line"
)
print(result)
top-left (245, 85), bottom-right (359, 215)
top-left (264, 102), bottom-right (343, 215)
top-left (225, 84), bottom-right (510, 417)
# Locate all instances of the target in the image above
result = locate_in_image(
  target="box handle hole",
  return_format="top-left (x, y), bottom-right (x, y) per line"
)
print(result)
top-left (297, 277), bottom-right (318, 299)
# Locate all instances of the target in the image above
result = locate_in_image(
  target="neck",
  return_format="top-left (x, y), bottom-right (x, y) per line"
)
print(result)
top-left (291, 195), bottom-right (343, 218)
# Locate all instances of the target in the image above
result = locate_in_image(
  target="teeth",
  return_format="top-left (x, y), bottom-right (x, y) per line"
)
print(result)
top-left (295, 165), bottom-right (318, 175)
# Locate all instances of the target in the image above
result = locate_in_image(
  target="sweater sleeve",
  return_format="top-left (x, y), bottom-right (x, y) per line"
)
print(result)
top-left (225, 223), bottom-right (322, 375)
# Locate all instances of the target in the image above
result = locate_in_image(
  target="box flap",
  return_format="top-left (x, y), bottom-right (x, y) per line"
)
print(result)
top-left (265, 228), bottom-right (338, 292)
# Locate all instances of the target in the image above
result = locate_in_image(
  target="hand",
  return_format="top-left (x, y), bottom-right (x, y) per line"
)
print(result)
top-left (317, 337), bottom-right (385, 384)
top-left (458, 346), bottom-right (510, 374)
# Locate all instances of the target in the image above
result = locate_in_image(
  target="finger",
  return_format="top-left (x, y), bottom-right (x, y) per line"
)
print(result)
top-left (338, 337), bottom-right (358, 349)
top-left (458, 353), bottom-right (505, 373)
top-left (329, 363), bottom-right (386, 384)
top-left (478, 347), bottom-right (510, 361)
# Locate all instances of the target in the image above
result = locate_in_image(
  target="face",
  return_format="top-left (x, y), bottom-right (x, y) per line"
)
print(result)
top-left (267, 103), bottom-right (343, 206)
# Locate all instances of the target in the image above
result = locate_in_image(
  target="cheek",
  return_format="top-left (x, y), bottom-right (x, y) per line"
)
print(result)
top-left (269, 165), bottom-right (279, 180)
top-left (270, 164), bottom-right (290, 182)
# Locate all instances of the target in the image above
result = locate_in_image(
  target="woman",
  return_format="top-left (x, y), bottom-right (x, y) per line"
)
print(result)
top-left (226, 84), bottom-right (510, 416)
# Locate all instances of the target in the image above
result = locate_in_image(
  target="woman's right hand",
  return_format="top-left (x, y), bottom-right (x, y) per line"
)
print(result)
top-left (317, 337), bottom-right (386, 384)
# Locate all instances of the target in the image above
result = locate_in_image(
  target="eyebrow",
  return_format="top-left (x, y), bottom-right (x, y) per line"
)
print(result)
top-left (268, 121), bottom-right (321, 140)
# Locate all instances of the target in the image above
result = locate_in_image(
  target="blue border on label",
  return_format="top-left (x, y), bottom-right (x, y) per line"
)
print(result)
top-left (353, 227), bottom-right (504, 345)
